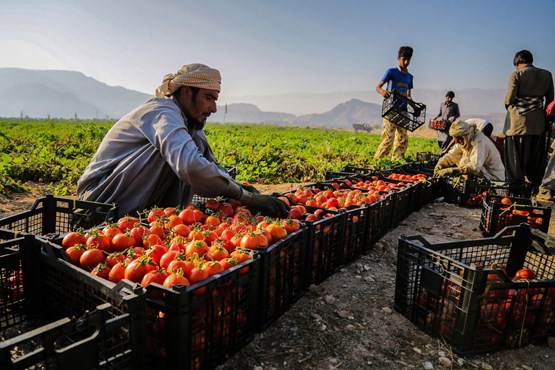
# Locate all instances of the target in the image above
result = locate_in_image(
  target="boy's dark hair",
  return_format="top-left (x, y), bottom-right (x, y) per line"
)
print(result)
top-left (513, 50), bottom-right (533, 66)
top-left (446, 91), bottom-right (455, 98)
top-left (398, 46), bottom-right (413, 59)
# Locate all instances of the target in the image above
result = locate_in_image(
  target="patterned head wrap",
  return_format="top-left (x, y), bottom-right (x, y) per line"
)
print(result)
top-left (155, 63), bottom-right (221, 97)
top-left (449, 120), bottom-right (477, 150)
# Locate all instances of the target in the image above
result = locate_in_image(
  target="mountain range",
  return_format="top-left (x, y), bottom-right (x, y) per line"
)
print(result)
top-left (0, 68), bottom-right (507, 132)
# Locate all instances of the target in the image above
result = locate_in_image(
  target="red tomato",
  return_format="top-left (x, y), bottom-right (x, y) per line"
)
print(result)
top-left (65, 244), bottom-right (86, 265)
top-left (109, 261), bottom-right (128, 283)
top-left (85, 233), bottom-right (111, 252)
top-left (62, 231), bottom-right (87, 249)
top-left (172, 223), bottom-right (191, 237)
top-left (219, 203), bottom-right (235, 217)
top-left (125, 257), bottom-right (156, 283)
top-left (118, 216), bottom-right (140, 231)
top-left (80, 248), bottom-right (106, 270)
top-left (141, 269), bottom-right (169, 287)
top-left (189, 265), bottom-right (209, 285)
top-left (288, 206), bottom-right (304, 220)
top-left (500, 197), bottom-right (512, 205)
top-left (105, 251), bottom-right (126, 268)
top-left (167, 259), bottom-right (194, 277)
top-left (143, 233), bottom-right (164, 248)
top-left (204, 199), bottom-right (221, 212)
top-left (282, 219), bottom-right (301, 234)
top-left (266, 223), bottom-right (288, 241)
top-left (130, 225), bottom-right (149, 247)
top-left (147, 208), bottom-right (165, 224)
top-left (240, 232), bottom-right (268, 249)
top-left (513, 267), bottom-right (536, 281)
top-left (102, 224), bottom-right (123, 239)
top-left (219, 257), bottom-right (239, 270)
top-left (206, 244), bottom-right (230, 261)
top-left (178, 208), bottom-right (196, 225)
top-left (163, 272), bottom-right (191, 289)
top-left (111, 233), bottom-right (136, 252)
top-left (204, 260), bottom-right (224, 276)
top-left (185, 240), bottom-right (209, 258)
top-left (146, 244), bottom-right (167, 266)
top-left (91, 263), bottom-right (111, 280)
top-left (159, 250), bottom-right (179, 270)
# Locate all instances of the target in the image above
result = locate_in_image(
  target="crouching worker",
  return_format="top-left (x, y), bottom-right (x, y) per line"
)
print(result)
top-left (434, 119), bottom-right (505, 181)
top-left (77, 63), bottom-right (288, 217)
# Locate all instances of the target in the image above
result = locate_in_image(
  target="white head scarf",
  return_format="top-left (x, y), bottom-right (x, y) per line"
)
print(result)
top-left (155, 63), bottom-right (221, 97)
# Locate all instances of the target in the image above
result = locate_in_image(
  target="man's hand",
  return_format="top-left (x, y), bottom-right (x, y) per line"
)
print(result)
top-left (436, 167), bottom-right (460, 177)
top-left (433, 163), bottom-right (443, 176)
top-left (240, 191), bottom-right (289, 217)
top-left (381, 90), bottom-right (391, 99)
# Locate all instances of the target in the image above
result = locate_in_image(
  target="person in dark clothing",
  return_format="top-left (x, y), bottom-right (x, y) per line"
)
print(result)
top-left (503, 50), bottom-right (554, 191)
top-left (433, 91), bottom-right (460, 152)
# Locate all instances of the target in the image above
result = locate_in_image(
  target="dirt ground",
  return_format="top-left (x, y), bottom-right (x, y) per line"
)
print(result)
top-left (2, 182), bottom-right (555, 370)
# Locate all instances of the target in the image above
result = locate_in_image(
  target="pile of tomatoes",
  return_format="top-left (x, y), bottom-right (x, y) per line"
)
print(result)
top-left (59, 198), bottom-right (338, 291)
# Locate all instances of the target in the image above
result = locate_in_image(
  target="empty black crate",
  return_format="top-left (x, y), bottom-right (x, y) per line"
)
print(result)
top-left (0, 233), bottom-right (146, 369)
top-left (381, 91), bottom-right (426, 132)
top-left (0, 195), bottom-right (117, 239)
top-left (143, 255), bottom-right (260, 370)
top-left (395, 224), bottom-right (555, 355)
top-left (303, 207), bottom-right (346, 285)
top-left (480, 194), bottom-right (551, 236)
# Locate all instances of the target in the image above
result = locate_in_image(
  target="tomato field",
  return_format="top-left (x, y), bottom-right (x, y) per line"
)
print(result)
top-left (0, 118), bottom-right (437, 195)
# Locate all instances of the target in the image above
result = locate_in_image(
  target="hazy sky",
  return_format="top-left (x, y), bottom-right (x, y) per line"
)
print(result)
top-left (2, 0), bottom-right (554, 108)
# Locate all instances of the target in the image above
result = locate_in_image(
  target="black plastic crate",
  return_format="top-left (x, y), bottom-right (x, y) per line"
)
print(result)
top-left (0, 195), bottom-right (117, 239)
top-left (255, 227), bottom-right (309, 330)
top-left (340, 205), bottom-right (369, 265)
top-left (143, 255), bottom-right (260, 370)
top-left (416, 152), bottom-right (441, 165)
top-left (0, 234), bottom-right (146, 369)
top-left (367, 194), bottom-right (394, 243)
top-left (480, 194), bottom-right (551, 236)
top-left (395, 224), bottom-right (555, 355)
top-left (441, 176), bottom-right (533, 208)
top-left (303, 207), bottom-right (346, 285)
top-left (292, 182), bottom-right (371, 263)
top-left (381, 91), bottom-right (426, 132)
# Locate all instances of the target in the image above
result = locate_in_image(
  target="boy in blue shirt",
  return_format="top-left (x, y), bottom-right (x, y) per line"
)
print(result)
top-left (374, 46), bottom-right (414, 162)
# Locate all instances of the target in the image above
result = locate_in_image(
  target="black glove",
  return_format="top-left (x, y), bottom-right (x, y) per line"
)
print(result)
top-left (240, 191), bottom-right (289, 217)
top-left (240, 183), bottom-right (260, 194)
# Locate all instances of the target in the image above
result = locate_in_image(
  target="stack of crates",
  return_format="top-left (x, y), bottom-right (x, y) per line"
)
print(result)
top-left (0, 230), bottom-right (146, 369)
top-left (395, 224), bottom-right (555, 355)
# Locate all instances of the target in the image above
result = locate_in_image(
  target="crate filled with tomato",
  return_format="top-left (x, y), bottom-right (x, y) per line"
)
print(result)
top-left (0, 194), bottom-right (118, 240)
top-left (281, 183), bottom-right (370, 264)
top-left (0, 230), bottom-right (147, 370)
top-left (480, 194), bottom-right (551, 236)
top-left (395, 224), bottom-right (555, 355)
top-left (55, 198), bottom-right (310, 367)
top-left (441, 176), bottom-right (533, 208)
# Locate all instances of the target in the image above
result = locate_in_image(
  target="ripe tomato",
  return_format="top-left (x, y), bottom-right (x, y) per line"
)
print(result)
top-left (141, 269), bottom-right (169, 287)
top-left (80, 248), bottom-right (106, 270)
top-left (105, 251), bottom-right (126, 268)
top-left (172, 223), bottom-right (191, 237)
top-left (111, 233), bottom-right (136, 252)
top-left (219, 203), bottom-right (235, 217)
top-left (130, 225), bottom-right (149, 247)
top-left (102, 224), bottom-right (123, 239)
top-left (500, 197), bottom-right (512, 205)
top-left (147, 208), bottom-right (166, 224)
top-left (230, 249), bottom-right (253, 263)
top-left (159, 250), bottom-right (179, 270)
top-left (118, 216), bottom-right (140, 231)
top-left (65, 244), bottom-right (86, 265)
top-left (282, 219), bottom-right (301, 234)
top-left (288, 206), bottom-right (304, 220)
top-left (204, 199), bottom-right (221, 212)
top-left (146, 244), bottom-right (167, 266)
top-left (266, 223), bottom-right (288, 241)
top-left (143, 233), bottom-right (164, 248)
top-left (91, 263), bottom-right (111, 280)
top-left (189, 265), bottom-right (209, 285)
top-left (219, 257), bottom-right (239, 270)
top-left (62, 231), bottom-right (87, 249)
top-left (109, 261), bottom-right (128, 283)
top-left (125, 256), bottom-right (156, 283)
top-left (167, 259), bottom-right (194, 277)
top-left (513, 267), bottom-right (536, 281)
top-left (163, 272), bottom-right (191, 289)
top-left (240, 232), bottom-right (268, 249)
top-left (204, 260), bottom-right (224, 276)
top-left (185, 240), bottom-right (209, 258)
top-left (178, 208), bottom-right (196, 225)
top-left (206, 244), bottom-right (229, 261)
top-left (164, 215), bottom-right (184, 230)
top-left (86, 233), bottom-right (111, 252)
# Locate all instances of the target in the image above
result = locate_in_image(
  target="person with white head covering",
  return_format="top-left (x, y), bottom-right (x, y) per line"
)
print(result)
top-left (78, 63), bottom-right (288, 217)
top-left (434, 119), bottom-right (505, 181)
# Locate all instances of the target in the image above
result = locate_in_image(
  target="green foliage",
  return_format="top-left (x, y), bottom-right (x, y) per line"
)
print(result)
top-left (0, 119), bottom-right (437, 195)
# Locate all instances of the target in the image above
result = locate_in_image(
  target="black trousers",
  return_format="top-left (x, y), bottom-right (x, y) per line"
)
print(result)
top-left (504, 134), bottom-right (547, 187)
